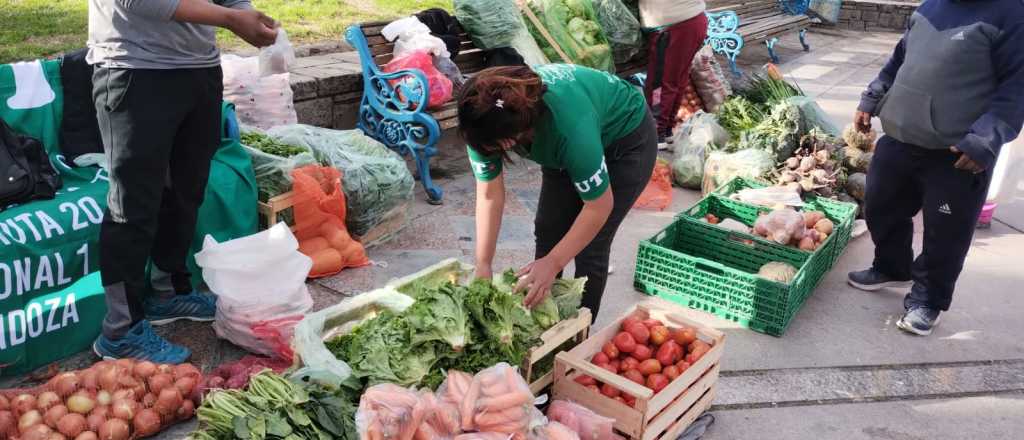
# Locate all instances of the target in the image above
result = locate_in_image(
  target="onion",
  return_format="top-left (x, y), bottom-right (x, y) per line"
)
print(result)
top-left (94, 391), bottom-right (111, 408)
top-left (57, 413), bottom-right (87, 438)
top-left (36, 392), bottom-right (61, 412)
top-left (54, 373), bottom-right (80, 398)
top-left (147, 374), bottom-right (172, 395)
top-left (109, 400), bottom-right (136, 422)
top-left (13, 394), bottom-right (37, 415)
top-left (85, 414), bottom-right (104, 433)
top-left (206, 376), bottom-right (225, 390)
top-left (97, 419), bottom-right (129, 440)
top-left (153, 389), bottom-right (181, 416)
top-left (20, 409), bottom-right (43, 431)
top-left (66, 395), bottom-right (95, 415)
top-left (173, 377), bottom-right (196, 399)
top-left (0, 410), bottom-right (16, 437)
top-left (75, 432), bottom-right (98, 440)
top-left (141, 394), bottom-right (156, 409)
top-left (132, 362), bottom-right (156, 380)
top-left (88, 406), bottom-right (108, 421)
top-left (110, 390), bottom-right (132, 402)
top-left (173, 364), bottom-right (200, 381)
top-left (49, 433), bottom-right (69, 440)
top-left (113, 359), bottom-right (135, 372)
top-left (97, 368), bottom-right (120, 392)
top-left (79, 370), bottom-right (99, 391)
top-left (20, 423), bottom-right (52, 440)
top-left (0, 394), bottom-right (9, 411)
top-left (175, 400), bottom-right (194, 422)
top-left (44, 405), bottom-right (68, 429)
top-left (156, 364), bottom-right (174, 375)
top-left (132, 409), bottom-right (161, 437)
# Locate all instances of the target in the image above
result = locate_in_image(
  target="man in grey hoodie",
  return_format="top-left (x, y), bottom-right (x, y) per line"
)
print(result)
top-left (849, 0), bottom-right (1024, 335)
top-left (89, 0), bottom-right (277, 362)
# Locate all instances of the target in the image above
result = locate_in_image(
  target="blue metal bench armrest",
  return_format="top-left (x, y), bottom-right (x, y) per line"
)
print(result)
top-left (705, 11), bottom-right (744, 76)
top-left (345, 25), bottom-right (444, 203)
top-left (779, 0), bottom-right (810, 16)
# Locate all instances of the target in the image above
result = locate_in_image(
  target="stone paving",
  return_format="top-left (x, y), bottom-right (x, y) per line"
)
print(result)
top-left (8, 28), bottom-right (1024, 439)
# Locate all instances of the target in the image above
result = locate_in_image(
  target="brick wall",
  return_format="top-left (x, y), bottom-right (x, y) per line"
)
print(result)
top-left (288, 52), bottom-right (365, 130)
top-left (827, 0), bottom-right (920, 32)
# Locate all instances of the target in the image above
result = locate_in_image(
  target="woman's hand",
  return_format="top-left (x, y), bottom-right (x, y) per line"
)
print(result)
top-left (475, 265), bottom-right (494, 281)
top-left (517, 256), bottom-right (563, 308)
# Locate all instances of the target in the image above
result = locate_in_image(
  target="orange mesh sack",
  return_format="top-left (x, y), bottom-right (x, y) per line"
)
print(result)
top-left (633, 159), bottom-right (673, 211)
top-left (290, 165), bottom-right (370, 277)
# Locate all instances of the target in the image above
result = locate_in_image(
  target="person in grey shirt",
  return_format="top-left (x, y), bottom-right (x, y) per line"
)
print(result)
top-left (89, 0), bottom-right (277, 363)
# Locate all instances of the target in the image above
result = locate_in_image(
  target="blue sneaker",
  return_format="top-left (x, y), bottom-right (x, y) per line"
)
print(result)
top-left (93, 320), bottom-right (190, 363)
top-left (145, 292), bottom-right (216, 325)
top-left (897, 306), bottom-right (941, 336)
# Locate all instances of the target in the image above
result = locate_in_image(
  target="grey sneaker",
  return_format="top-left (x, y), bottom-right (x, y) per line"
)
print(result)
top-left (897, 307), bottom-right (941, 336)
top-left (847, 269), bottom-right (912, 292)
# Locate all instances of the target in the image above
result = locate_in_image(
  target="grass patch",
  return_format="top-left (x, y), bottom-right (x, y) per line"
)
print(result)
top-left (1, 0), bottom-right (452, 64)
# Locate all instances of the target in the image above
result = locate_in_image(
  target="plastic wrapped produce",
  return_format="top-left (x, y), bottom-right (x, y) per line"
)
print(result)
top-left (689, 46), bottom-right (732, 113)
top-left (701, 148), bottom-right (774, 194)
top-left (753, 208), bottom-right (807, 245)
top-left (671, 111), bottom-right (730, 189)
top-left (356, 384), bottom-right (426, 440)
top-left (593, 0), bottom-right (642, 64)
top-left (455, 0), bottom-right (550, 66)
top-left (546, 400), bottom-right (618, 440)
top-left (524, 0), bottom-right (615, 72)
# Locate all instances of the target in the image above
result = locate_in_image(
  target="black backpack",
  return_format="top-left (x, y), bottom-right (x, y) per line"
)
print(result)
top-left (0, 119), bottom-right (62, 208)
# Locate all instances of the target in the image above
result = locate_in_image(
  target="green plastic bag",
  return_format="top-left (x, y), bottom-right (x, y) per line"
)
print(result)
top-left (525, 0), bottom-right (616, 72)
top-left (593, 0), bottom-right (642, 64)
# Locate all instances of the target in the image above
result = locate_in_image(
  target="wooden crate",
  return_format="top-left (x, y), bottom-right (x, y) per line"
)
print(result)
top-left (257, 191), bottom-right (409, 248)
top-left (552, 300), bottom-right (725, 440)
top-left (524, 307), bottom-right (592, 395)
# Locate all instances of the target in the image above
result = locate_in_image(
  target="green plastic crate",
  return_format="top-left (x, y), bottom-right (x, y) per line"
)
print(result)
top-left (711, 177), bottom-right (857, 267)
top-left (634, 194), bottom-right (854, 336)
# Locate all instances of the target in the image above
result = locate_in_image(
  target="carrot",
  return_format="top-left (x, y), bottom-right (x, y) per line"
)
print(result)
top-left (414, 423), bottom-right (438, 440)
top-left (461, 377), bottom-right (481, 430)
top-left (477, 392), bottom-right (532, 412)
top-left (481, 380), bottom-right (508, 397)
top-left (478, 419), bottom-right (528, 434)
top-left (366, 419), bottom-right (385, 440)
top-left (504, 365), bottom-right (524, 393)
top-left (399, 398), bottom-right (427, 440)
top-left (480, 371), bottom-right (503, 387)
top-left (434, 402), bottom-right (460, 434)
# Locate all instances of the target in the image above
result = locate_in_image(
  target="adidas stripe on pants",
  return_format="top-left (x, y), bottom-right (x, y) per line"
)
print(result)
top-left (865, 135), bottom-right (993, 311)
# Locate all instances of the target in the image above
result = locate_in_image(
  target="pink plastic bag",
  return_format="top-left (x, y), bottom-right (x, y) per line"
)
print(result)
top-left (546, 400), bottom-right (621, 440)
top-left (251, 314), bottom-right (304, 362)
top-left (383, 50), bottom-right (453, 109)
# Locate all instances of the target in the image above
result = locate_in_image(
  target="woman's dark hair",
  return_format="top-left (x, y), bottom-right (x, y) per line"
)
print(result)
top-left (457, 66), bottom-right (547, 160)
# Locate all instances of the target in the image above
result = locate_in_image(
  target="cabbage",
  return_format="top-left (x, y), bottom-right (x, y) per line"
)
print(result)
top-left (525, 0), bottom-right (615, 72)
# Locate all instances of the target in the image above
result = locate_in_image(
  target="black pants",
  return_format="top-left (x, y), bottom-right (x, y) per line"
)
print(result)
top-left (93, 67), bottom-right (223, 338)
top-left (865, 136), bottom-right (992, 311)
top-left (535, 112), bottom-right (659, 319)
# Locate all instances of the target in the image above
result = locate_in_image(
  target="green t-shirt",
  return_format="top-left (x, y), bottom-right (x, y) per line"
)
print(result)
top-left (466, 64), bottom-right (647, 200)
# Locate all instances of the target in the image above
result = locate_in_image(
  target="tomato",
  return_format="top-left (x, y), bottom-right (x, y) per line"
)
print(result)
top-left (642, 318), bottom-right (664, 329)
top-left (663, 365), bottom-right (681, 381)
top-left (586, 384), bottom-right (600, 393)
top-left (649, 325), bottom-right (670, 346)
top-left (626, 323), bottom-right (650, 345)
top-left (646, 374), bottom-right (669, 393)
top-left (623, 394), bottom-right (636, 408)
top-left (622, 369), bottom-right (645, 385)
top-left (602, 342), bottom-right (620, 359)
top-left (574, 374), bottom-right (597, 386)
top-left (620, 315), bottom-right (642, 332)
top-left (672, 327), bottom-right (697, 346)
top-left (638, 359), bottom-right (662, 376)
top-left (620, 357), bottom-right (640, 372)
top-left (686, 346), bottom-right (707, 364)
top-left (591, 352), bottom-right (610, 365)
top-left (613, 332), bottom-right (637, 353)
top-left (667, 341), bottom-right (685, 363)
top-left (631, 345), bottom-right (653, 362)
top-left (689, 340), bottom-right (710, 353)
top-left (608, 359), bottom-right (621, 374)
top-left (597, 362), bottom-right (617, 375)
top-left (601, 383), bottom-right (621, 398)
top-left (613, 396), bottom-right (627, 405)
top-left (675, 360), bottom-right (691, 372)
top-left (655, 342), bottom-right (676, 366)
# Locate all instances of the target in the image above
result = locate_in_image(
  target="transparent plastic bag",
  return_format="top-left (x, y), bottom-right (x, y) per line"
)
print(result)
top-left (593, 0), bottom-right (641, 64)
top-left (671, 111), bottom-right (730, 189)
top-left (689, 46), bottom-right (730, 113)
top-left (357, 383), bottom-right (426, 440)
top-left (222, 54), bottom-right (297, 130)
top-left (420, 390), bottom-right (463, 438)
top-left (731, 186), bottom-right (804, 208)
top-left (455, 0), bottom-right (550, 66)
top-left (461, 363), bottom-right (536, 434)
top-left (259, 28), bottom-right (296, 76)
top-left (384, 50), bottom-right (454, 109)
top-left (787, 96), bottom-right (841, 138)
top-left (251, 314), bottom-right (304, 362)
top-left (195, 223), bottom-right (314, 356)
top-left (524, 0), bottom-right (615, 72)
top-left (701, 149), bottom-right (775, 195)
top-left (529, 422), bottom-right (582, 440)
top-left (290, 288), bottom-right (415, 387)
top-left (264, 124), bottom-right (415, 237)
top-left (546, 400), bottom-right (619, 440)
top-left (755, 208), bottom-right (807, 245)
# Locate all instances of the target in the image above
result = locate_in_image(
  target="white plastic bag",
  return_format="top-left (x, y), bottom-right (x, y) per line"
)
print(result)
top-left (222, 54), bottom-right (297, 130)
top-left (732, 186), bottom-right (805, 207)
top-left (383, 16), bottom-right (451, 59)
top-left (195, 223), bottom-right (314, 356)
top-left (259, 28), bottom-right (296, 76)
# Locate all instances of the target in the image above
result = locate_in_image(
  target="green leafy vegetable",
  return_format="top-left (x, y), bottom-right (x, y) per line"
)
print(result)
top-left (326, 311), bottom-right (438, 387)
top-left (241, 131), bottom-right (309, 158)
top-left (405, 283), bottom-right (473, 351)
